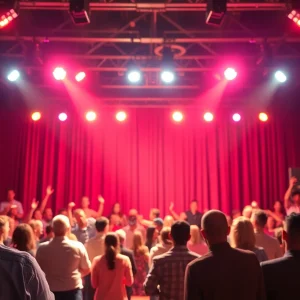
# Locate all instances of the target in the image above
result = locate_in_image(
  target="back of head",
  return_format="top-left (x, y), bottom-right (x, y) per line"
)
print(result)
top-left (0, 215), bottom-right (9, 230)
top-left (115, 229), bottom-right (126, 245)
top-left (151, 208), bottom-right (160, 219)
top-left (160, 226), bottom-right (172, 245)
top-left (171, 221), bottom-right (190, 246)
top-left (190, 225), bottom-right (202, 244)
top-left (164, 215), bottom-right (174, 227)
top-left (45, 224), bottom-right (53, 235)
top-left (105, 233), bottom-right (119, 270)
top-left (95, 217), bottom-right (109, 233)
top-left (0, 215), bottom-right (9, 241)
top-left (201, 210), bottom-right (229, 245)
top-left (133, 231), bottom-right (145, 253)
top-left (230, 216), bottom-right (255, 250)
top-left (286, 213), bottom-right (300, 245)
top-left (252, 210), bottom-right (267, 229)
top-left (52, 215), bottom-right (70, 236)
top-left (12, 223), bottom-right (35, 252)
top-left (242, 205), bottom-right (253, 219)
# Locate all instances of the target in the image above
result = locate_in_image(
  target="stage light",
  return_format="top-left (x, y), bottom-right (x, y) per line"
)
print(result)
top-left (69, 0), bottom-right (90, 25)
top-left (58, 113), bottom-right (68, 122)
top-left (224, 68), bottom-right (237, 81)
top-left (288, 9), bottom-right (300, 27)
top-left (161, 70), bottom-right (175, 84)
top-left (206, 0), bottom-right (227, 26)
top-left (0, 1), bottom-right (20, 29)
top-left (53, 67), bottom-right (66, 81)
top-left (274, 71), bottom-right (287, 83)
top-left (86, 111), bottom-right (97, 122)
top-left (232, 113), bottom-right (241, 122)
top-left (32, 112), bottom-right (41, 121)
top-left (127, 70), bottom-right (141, 84)
top-left (7, 70), bottom-right (20, 82)
top-left (172, 111), bottom-right (183, 122)
top-left (259, 112), bottom-right (268, 122)
top-left (75, 72), bottom-right (86, 82)
top-left (204, 112), bottom-right (214, 122)
top-left (116, 111), bottom-right (127, 122)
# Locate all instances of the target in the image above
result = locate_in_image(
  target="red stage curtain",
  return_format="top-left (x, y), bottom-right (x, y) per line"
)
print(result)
top-left (0, 107), bottom-right (299, 217)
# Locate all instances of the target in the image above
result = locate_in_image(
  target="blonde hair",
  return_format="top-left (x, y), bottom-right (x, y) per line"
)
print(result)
top-left (230, 216), bottom-right (256, 250)
top-left (0, 215), bottom-right (9, 229)
top-left (163, 215), bottom-right (174, 227)
top-left (132, 231), bottom-right (148, 256)
top-left (190, 225), bottom-right (203, 245)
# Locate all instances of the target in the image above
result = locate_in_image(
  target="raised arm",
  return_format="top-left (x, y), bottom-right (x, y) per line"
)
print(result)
top-left (284, 177), bottom-right (297, 210)
top-left (39, 186), bottom-right (54, 215)
top-left (23, 199), bottom-right (39, 223)
top-left (67, 202), bottom-right (76, 227)
top-left (169, 202), bottom-right (180, 220)
top-left (96, 195), bottom-right (105, 217)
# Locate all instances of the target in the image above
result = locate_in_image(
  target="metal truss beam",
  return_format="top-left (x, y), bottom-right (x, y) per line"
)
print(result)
top-left (18, 2), bottom-right (287, 12)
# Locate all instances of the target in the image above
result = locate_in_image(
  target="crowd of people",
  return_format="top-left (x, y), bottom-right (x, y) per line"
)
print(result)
top-left (1, 176), bottom-right (300, 300)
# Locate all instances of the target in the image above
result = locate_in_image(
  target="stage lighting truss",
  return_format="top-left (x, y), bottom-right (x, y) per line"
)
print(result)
top-left (69, 0), bottom-right (90, 25)
top-left (0, 1), bottom-right (19, 28)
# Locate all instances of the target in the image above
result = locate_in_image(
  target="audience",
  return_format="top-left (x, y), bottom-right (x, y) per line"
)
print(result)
top-left (153, 218), bottom-right (164, 233)
top-left (0, 190), bottom-right (24, 219)
top-left (230, 216), bottom-right (268, 262)
top-left (36, 215), bottom-right (91, 300)
top-left (109, 202), bottom-right (127, 231)
top-left (145, 226), bottom-right (159, 251)
top-left (284, 176), bottom-right (300, 215)
top-left (40, 224), bottom-right (54, 243)
top-left (187, 225), bottom-right (208, 256)
top-left (266, 200), bottom-right (285, 231)
top-left (251, 210), bottom-right (282, 260)
top-left (12, 223), bottom-right (36, 256)
top-left (29, 219), bottom-right (44, 243)
top-left (91, 232), bottom-right (133, 300)
top-left (80, 195), bottom-right (104, 219)
top-left (184, 210), bottom-right (265, 300)
top-left (144, 221), bottom-right (199, 300)
top-left (261, 213), bottom-right (300, 300)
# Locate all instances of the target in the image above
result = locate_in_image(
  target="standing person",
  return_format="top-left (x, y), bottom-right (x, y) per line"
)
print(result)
top-left (145, 226), bottom-right (159, 251)
top-left (80, 195), bottom-right (104, 219)
top-left (0, 189), bottom-right (24, 219)
top-left (36, 215), bottom-right (91, 300)
top-left (12, 223), bottom-right (36, 256)
top-left (284, 176), bottom-right (300, 215)
top-left (0, 215), bottom-right (54, 300)
top-left (261, 213), bottom-right (300, 299)
top-left (144, 221), bottom-right (199, 300)
top-left (91, 233), bottom-right (133, 300)
top-left (109, 203), bottom-right (127, 231)
top-left (184, 210), bottom-right (265, 300)
top-left (265, 201), bottom-right (285, 231)
top-left (251, 210), bottom-right (282, 260)
top-left (187, 225), bottom-right (208, 256)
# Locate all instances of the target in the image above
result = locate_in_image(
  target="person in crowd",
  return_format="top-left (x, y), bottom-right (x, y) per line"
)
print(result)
top-left (144, 221), bottom-right (199, 300)
top-left (116, 229), bottom-right (137, 300)
top-left (0, 215), bottom-right (54, 300)
top-left (12, 223), bottom-right (36, 256)
top-left (0, 189), bottom-right (24, 219)
top-left (58, 208), bottom-right (68, 216)
top-left (153, 218), bottom-right (164, 233)
top-left (132, 231), bottom-right (149, 296)
top-left (43, 208), bottom-right (54, 226)
top-left (232, 209), bottom-right (241, 220)
top-left (145, 226), bottom-right (159, 251)
top-left (36, 215), bottom-right (91, 300)
top-left (149, 226), bottom-right (173, 267)
top-left (230, 216), bottom-right (268, 262)
top-left (40, 224), bottom-right (54, 243)
top-left (284, 176), bottom-right (300, 215)
top-left (273, 228), bottom-right (285, 255)
top-left (109, 203), bottom-right (127, 231)
top-left (187, 225), bottom-right (208, 256)
top-left (4, 216), bottom-right (15, 246)
top-left (29, 219), bottom-right (44, 243)
top-left (184, 210), bottom-right (265, 300)
top-left (140, 208), bottom-right (161, 228)
top-left (91, 232), bottom-right (133, 300)
top-left (163, 215), bottom-right (174, 227)
top-left (261, 213), bottom-right (300, 299)
top-left (265, 200), bottom-right (285, 231)
top-left (123, 209), bottom-right (146, 249)
top-left (80, 195), bottom-right (104, 219)
top-left (242, 205), bottom-right (253, 219)
top-left (251, 210), bottom-right (282, 260)
top-left (169, 200), bottom-right (203, 227)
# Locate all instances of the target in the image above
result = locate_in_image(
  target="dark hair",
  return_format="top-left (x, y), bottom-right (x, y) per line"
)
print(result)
top-left (12, 224), bottom-right (35, 252)
top-left (253, 210), bottom-right (268, 228)
top-left (151, 208), bottom-right (160, 218)
top-left (45, 225), bottom-right (53, 235)
top-left (105, 233), bottom-right (119, 270)
top-left (111, 202), bottom-right (123, 217)
top-left (171, 221), bottom-right (190, 245)
top-left (191, 199), bottom-right (198, 204)
top-left (95, 217), bottom-right (109, 232)
top-left (286, 213), bottom-right (300, 240)
top-left (145, 226), bottom-right (156, 250)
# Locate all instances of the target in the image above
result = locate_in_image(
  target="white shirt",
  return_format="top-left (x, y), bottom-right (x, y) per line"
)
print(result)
top-left (287, 205), bottom-right (300, 216)
top-left (254, 231), bottom-right (282, 260)
top-left (36, 236), bottom-right (91, 292)
top-left (84, 232), bottom-right (106, 262)
top-left (123, 225), bottom-right (146, 249)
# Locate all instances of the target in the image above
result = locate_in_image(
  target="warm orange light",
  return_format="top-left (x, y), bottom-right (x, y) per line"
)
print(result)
top-left (85, 111), bottom-right (97, 122)
top-left (259, 112), bottom-right (268, 122)
top-left (32, 112), bottom-right (41, 121)
top-left (116, 111), bottom-right (127, 122)
top-left (172, 111), bottom-right (183, 122)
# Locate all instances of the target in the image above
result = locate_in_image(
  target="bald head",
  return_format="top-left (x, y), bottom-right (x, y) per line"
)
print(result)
top-left (201, 210), bottom-right (229, 245)
top-left (52, 215), bottom-right (70, 236)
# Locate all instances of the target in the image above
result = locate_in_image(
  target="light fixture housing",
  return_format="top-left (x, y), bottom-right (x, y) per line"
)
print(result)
top-left (69, 0), bottom-right (90, 25)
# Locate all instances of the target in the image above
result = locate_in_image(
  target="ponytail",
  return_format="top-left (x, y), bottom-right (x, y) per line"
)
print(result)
top-left (105, 245), bottom-right (117, 270)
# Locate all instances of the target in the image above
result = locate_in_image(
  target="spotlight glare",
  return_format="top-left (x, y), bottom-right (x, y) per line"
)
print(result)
top-left (75, 72), bottom-right (86, 82)
top-left (204, 112), bottom-right (214, 122)
top-left (32, 112), bottom-right (41, 121)
top-left (53, 67), bottom-right (67, 81)
top-left (172, 111), bottom-right (183, 122)
top-left (7, 70), bottom-right (20, 82)
top-left (259, 112), bottom-right (268, 122)
top-left (274, 71), bottom-right (287, 83)
top-left (232, 113), bottom-right (241, 122)
top-left (58, 113), bottom-right (68, 122)
top-left (116, 111), bottom-right (127, 122)
top-left (224, 68), bottom-right (237, 81)
top-left (85, 111), bottom-right (97, 122)
top-left (127, 70), bottom-right (141, 83)
top-left (161, 70), bottom-right (175, 84)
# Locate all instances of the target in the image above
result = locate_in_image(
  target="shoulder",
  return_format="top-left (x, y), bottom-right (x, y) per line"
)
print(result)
top-left (261, 256), bottom-right (288, 269)
top-left (0, 245), bottom-right (36, 268)
top-left (118, 254), bottom-right (131, 264)
top-left (121, 247), bottom-right (134, 256)
top-left (68, 239), bottom-right (87, 251)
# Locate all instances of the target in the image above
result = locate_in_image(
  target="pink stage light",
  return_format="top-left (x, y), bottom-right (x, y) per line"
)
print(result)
top-left (172, 111), bottom-right (183, 122)
top-left (75, 72), bottom-right (86, 82)
top-left (53, 67), bottom-right (66, 81)
top-left (32, 112), bottom-right (41, 121)
top-left (203, 112), bottom-right (214, 122)
top-left (85, 111), bottom-right (97, 122)
top-left (232, 113), bottom-right (241, 122)
top-left (58, 113), bottom-right (68, 122)
top-left (116, 111), bottom-right (127, 122)
top-left (259, 112), bottom-right (268, 122)
top-left (224, 68), bottom-right (237, 81)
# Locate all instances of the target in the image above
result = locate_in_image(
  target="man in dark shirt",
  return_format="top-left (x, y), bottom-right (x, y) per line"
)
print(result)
top-left (261, 213), bottom-right (300, 300)
top-left (185, 200), bottom-right (202, 227)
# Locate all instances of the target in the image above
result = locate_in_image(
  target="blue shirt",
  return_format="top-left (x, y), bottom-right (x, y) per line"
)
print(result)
top-left (72, 218), bottom-right (96, 244)
top-left (0, 245), bottom-right (54, 300)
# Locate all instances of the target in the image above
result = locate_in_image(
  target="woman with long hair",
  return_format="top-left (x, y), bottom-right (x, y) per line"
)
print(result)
top-left (91, 233), bottom-right (133, 300)
top-left (109, 203), bottom-right (127, 231)
top-left (266, 200), bottom-right (285, 232)
top-left (132, 231), bottom-right (149, 296)
top-left (187, 225), bottom-right (208, 256)
top-left (12, 223), bottom-right (36, 256)
top-left (230, 217), bottom-right (268, 262)
top-left (145, 226), bottom-right (159, 251)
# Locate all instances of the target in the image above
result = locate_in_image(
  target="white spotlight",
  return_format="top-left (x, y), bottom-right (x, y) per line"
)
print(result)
top-left (7, 70), bottom-right (20, 82)
top-left (127, 70), bottom-right (141, 83)
top-left (274, 71), bottom-right (287, 83)
top-left (161, 70), bottom-right (175, 84)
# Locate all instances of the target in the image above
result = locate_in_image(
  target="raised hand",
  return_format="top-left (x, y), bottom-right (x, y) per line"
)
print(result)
top-left (46, 185), bottom-right (54, 195)
top-left (68, 202), bottom-right (76, 209)
top-left (169, 202), bottom-right (174, 211)
top-left (290, 176), bottom-right (297, 187)
top-left (98, 195), bottom-right (105, 204)
top-left (31, 198), bottom-right (39, 210)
